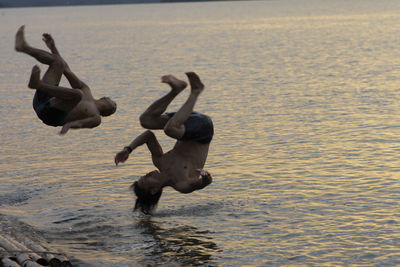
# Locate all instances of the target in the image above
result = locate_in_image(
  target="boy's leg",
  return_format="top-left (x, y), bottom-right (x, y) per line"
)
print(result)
top-left (163, 72), bottom-right (204, 139)
top-left (42, 32), bottom-right (84, 89)
top-left (16, 26), bottom-right (65, 89)
top-left (139, 75), bottom-right (187, 129)
top-left (15, 26), bottom-right (81, 102)
top-left (15, 26), bottom-right (57, 66)
top-left (28, 65), bottom-right (82, 102)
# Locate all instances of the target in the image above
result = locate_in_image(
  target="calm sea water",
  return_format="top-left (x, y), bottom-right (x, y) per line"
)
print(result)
top-left (1, 0), bottom-right (400, 266)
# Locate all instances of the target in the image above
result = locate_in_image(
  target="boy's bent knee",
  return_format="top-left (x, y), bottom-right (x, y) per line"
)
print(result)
top-left (140, 114), bottom-right (169, 129)
top-left (139, 114), bottom-right (152, 129)
top-left (51, 55), bottom-right (66, 71)
top-left (72, 89), bottom-right (84, 102)
top-left (163, 122), bottom-right (184, 139)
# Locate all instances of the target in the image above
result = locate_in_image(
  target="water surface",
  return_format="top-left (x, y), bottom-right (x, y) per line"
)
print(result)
top-left (1, 0), bottom-right (400, 266)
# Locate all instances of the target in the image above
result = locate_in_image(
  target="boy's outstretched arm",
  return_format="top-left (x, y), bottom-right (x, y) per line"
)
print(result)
top-left (114, 130), bottom-right (164, 166)
top-left (60, 115), bottom-right (101, 135)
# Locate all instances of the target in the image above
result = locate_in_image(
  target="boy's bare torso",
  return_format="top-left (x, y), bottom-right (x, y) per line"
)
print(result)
top-left (158, 141), bottom-right (210, 193)
top-left (51, 84), bottom-right (100, 123)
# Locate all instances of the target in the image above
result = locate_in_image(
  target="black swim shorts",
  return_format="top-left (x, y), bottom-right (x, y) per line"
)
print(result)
top-left (166, 111), bottom-right (214, 144)
top-left (32, 91), bottom-right (67, 127)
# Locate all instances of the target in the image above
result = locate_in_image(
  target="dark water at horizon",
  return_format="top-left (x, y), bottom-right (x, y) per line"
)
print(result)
top-left (1, 0), bottom-right (400, 266)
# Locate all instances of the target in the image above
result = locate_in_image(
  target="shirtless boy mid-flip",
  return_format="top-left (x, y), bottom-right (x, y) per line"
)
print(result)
top-left (15, 25), bottom-right (116, 135)
top-left (115, 72), bottom-right (213, 214)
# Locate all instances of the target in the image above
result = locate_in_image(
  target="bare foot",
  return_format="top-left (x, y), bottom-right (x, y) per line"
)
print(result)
top-left (161, 75), bottom-right (187, 93)
top-left (185, 72), bottom-right (204, 95)
top-left (42, 33), bottom-right (57, 53)
top-left (28, 65), bottom-right (41, 89)
top-left (15, 25), bottom-right (28, 52)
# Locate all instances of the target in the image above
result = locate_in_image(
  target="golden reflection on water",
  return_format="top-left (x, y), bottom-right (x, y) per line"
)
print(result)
top-left (1, 0), bottom-right (400, 265)
top-left (135, 218), bottom-right (219, 266)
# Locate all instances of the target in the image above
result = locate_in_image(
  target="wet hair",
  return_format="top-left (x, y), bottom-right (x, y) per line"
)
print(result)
top-left (131, 181), bottom-right (162, 215)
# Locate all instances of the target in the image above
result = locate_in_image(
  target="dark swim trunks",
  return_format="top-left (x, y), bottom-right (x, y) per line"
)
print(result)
top-left (32, 90), bottom-right (67, 127)
top-left (166, 111), bottom-right (214, 144)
